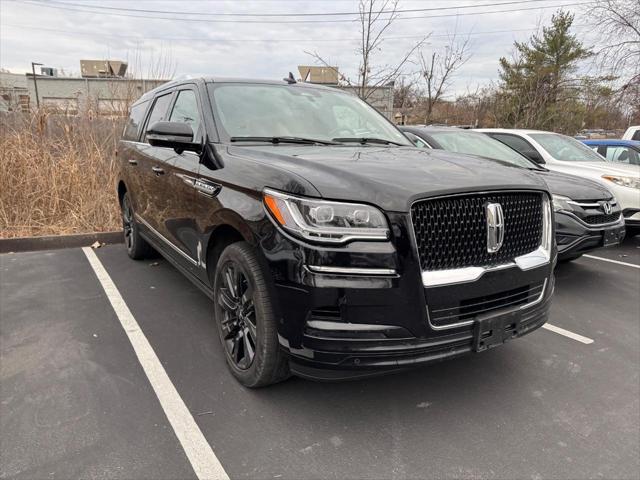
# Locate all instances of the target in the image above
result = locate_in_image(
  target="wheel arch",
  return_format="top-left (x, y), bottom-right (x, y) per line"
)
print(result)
top-left (204, 214), bottom-right (257, 282)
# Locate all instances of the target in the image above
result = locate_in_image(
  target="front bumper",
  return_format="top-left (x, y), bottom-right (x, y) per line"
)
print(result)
top-left (623, 209), bottom-right (640, 227)
top-left (261, 212), bottom-right (555, 380)
top-left (555, 211), bottom-right (626, 259)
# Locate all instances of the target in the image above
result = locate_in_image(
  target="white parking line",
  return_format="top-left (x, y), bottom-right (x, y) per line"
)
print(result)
top-left (542, 323), bottom-right (594, 344)
top-left (82, 247), bottom-right (229, 480)
top-left (583, 254), bottom-right (640, 269)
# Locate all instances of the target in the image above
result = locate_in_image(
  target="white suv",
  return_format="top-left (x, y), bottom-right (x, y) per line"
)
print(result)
top-left (477, 129), bottom-right (640, 229)
top-left (623, 126), bottom-right (640, 141)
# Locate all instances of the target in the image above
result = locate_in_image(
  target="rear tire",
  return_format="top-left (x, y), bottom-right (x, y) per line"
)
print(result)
top-left (121, 192), bottom-right (154, 260)
top-left (212, 242), bottom-right (290, 388)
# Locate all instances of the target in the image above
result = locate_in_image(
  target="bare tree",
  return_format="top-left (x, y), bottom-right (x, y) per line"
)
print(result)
top-left (587, 0), bottom-right (640, 87)
top-left (418, 32), bottom-right (471, 124)
top-left (306, 0), bottom-right (427, 101)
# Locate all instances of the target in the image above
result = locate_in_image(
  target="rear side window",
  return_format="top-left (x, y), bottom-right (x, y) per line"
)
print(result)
top-left (633, 130), bottom-right (640, 141)
top-left (490, 133), bottom-right (534, 154)
top-left (169, 90), bottom-right (201, 140)
top-left (143, 93), bottom-right (173, 143)
top-left (122, 100), bottom-right (149, 141)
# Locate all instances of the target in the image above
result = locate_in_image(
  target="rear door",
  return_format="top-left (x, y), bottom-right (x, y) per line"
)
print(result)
top-left (118, 99), bottom-right (150, 213)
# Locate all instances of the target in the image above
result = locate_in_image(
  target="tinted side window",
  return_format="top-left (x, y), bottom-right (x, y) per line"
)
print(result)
top-left (491, 134), bottom-right (535, 154)
top-left (169, 90), bottom-right (201, 140)
top-left (143, 93), bottom-right (173, 142)
top-left (122, 100), bottom-right (149, 141)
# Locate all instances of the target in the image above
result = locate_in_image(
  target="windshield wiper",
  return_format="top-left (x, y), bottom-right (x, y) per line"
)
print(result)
top-left (332, 137), bottom-right (404, 146)
top-left (229, 136), bottom-right (338, 145)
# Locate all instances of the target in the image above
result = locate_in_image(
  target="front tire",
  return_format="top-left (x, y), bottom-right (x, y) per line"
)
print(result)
top-left (212, 242), bottom-right (289, 387)
top-left (121, 192), bottom-right (153, 260)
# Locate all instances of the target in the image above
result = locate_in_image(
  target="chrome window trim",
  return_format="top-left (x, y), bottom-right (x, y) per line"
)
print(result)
top-left (427, 279), bottom-right (547, 331)
top-left (135, 214), bottom-right (199, 266)
top-left (306, 265), bottom-right (397, 276)
top-left (409, 190), bottom-right (552, 288)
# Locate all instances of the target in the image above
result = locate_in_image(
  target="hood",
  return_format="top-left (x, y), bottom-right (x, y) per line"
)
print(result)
top-left (534, 170), bottom-right (613, 200)
top-left (225, 145), bottom-right (548, 212)
top-left (555, 161), bottom-right (640, 177)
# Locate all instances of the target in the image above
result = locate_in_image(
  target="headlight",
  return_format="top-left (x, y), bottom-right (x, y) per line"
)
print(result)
top-left (263, 188), bottom-right (389, 243)
top-left (552, 194), bottom-right (573, 212)
top-left (602, 175), bottom-right (640, 189)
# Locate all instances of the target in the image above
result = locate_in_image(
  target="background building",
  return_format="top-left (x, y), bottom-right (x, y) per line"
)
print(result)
top-left (0, 60), bottom-right (167, 115)
top-left (297, 65), bottom-right (394, 119)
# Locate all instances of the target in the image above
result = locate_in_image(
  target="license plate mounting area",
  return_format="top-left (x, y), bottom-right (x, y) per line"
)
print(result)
top-left (473, 311), bottom-right (519, 352)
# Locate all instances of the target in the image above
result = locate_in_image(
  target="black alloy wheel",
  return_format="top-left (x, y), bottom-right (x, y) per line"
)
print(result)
top-left (218, 261), bottom-right (257, 370)
top-left (122, 195), bottom-right (134, 251)
top-left (212, 242), bottom-right (289, 387)
top-left (121, 192), bottom-right (153, 260)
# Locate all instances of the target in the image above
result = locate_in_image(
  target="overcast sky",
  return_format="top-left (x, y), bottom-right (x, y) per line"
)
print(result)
top-left (1, 0), bottom-right (601, 97)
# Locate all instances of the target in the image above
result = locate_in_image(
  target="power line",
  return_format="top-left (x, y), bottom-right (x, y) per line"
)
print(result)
top-left (17, 0), bottom-right (592, 24)
top-left (19, 0), bottom-right (579, 17)
top-left (5, 22), bottom-right (586, 44)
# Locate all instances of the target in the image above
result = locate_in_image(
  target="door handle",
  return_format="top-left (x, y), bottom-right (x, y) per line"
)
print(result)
top-left (151, 166), bottom-right (165, 175)
top-left (127, 159), bottom-right (138, 166)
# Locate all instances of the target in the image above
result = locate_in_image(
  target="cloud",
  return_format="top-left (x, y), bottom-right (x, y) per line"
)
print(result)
top-left (0, 0), bottom-right (594, 94)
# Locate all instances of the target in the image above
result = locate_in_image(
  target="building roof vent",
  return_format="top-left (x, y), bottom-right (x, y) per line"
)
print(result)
top-left (297, 65), bottom-right (339, 85)
top-left (40, 67), bottom-right (58, 77)
top-left (80, 60), bottom-right (128, 78)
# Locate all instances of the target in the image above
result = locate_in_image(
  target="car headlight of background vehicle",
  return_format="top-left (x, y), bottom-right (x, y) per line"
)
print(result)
top-left (602, 175), bottom-right (640, 190)
top-left (263, 188), bottom-right (389, 243)
top-left (552, 194), bottom-right (573, 212)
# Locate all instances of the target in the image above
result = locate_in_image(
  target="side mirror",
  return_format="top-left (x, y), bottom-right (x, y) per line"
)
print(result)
top-left (147, 121), bottom-right (201, 154)
top-left (522, 149), bottom-right (545, 164)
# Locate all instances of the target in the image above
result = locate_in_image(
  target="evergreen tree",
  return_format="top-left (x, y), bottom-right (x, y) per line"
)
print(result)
top-left (497, 11), bottom-right (592, 132)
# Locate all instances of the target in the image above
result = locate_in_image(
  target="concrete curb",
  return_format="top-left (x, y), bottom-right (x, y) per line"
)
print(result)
top-left (0, 231), bottom-right (124, 254)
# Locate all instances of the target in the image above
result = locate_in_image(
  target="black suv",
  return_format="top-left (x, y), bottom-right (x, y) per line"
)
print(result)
top-left (117, 77), bottom-right (556, 387)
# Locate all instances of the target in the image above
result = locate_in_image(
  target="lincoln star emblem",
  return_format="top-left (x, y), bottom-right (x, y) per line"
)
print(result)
top-left (600, 201), bottom-right (613, 215)
top-left (485, 202), bottom-right (505, 253)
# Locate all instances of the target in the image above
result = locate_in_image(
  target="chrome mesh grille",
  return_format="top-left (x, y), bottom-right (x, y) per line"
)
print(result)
top-left (411, 192), bottom-right (543, 271)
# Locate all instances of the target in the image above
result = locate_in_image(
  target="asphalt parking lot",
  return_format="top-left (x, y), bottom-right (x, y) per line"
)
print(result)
top-left (1, 236), bottom-right (639, 480)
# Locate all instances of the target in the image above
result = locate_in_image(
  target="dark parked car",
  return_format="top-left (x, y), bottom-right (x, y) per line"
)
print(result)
top-left (117, 77), bottom-right (555, 387)
top-left (402, 126), bottom-right (626, 262)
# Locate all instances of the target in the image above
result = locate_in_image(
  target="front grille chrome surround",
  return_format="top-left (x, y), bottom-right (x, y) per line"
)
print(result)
top-left (411, 191), bottom-right (553, 287)
top-left (428, 279), bottom-right (547, 329)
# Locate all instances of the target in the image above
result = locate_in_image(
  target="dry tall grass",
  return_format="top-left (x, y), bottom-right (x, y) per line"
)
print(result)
top-left (0, 111), bottom-right (124, 238)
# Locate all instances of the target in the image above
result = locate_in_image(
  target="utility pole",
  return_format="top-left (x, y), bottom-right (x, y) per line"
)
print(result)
top-left (31, 62), bottom-right (43, 109)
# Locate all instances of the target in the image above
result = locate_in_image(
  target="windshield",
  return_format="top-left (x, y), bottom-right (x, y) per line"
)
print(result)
top-left (427, 130), bottom-right (535, 168)
top-left (530, 133), bottom-right (605, 162)
top-left (208, 83), bottom-right (411, 145)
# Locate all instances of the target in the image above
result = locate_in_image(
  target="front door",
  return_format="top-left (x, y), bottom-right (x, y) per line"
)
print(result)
top-left (160, 87), bottom-right (207, 273)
